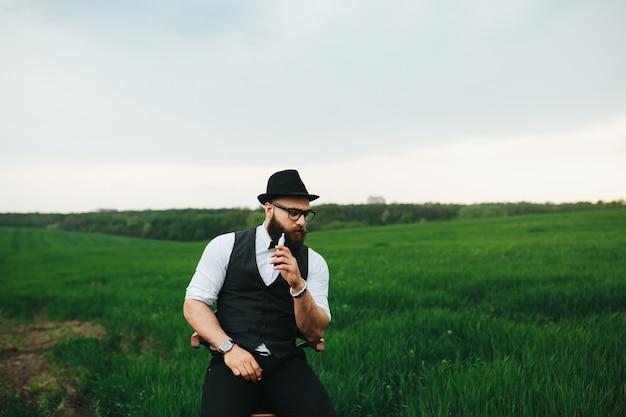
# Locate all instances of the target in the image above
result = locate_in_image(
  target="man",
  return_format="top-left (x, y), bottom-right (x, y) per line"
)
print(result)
top-left (184, 169), bottom-right (337, 417)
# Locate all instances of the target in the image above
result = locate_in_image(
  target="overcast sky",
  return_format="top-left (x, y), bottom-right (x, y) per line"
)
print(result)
top-left (1, 0), bottom-right (625, 213)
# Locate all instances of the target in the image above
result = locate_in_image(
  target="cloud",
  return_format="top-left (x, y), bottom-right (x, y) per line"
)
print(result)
top-left (2, 115), bottom-right (624, 213)
top-left (307, 114), bottom-right (626, 205)
top-left (1, 1), bottom-right (625, 211)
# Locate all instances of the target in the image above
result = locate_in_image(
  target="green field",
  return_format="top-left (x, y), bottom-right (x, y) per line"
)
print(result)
top-left (1, 209), bottom-right (625, 416)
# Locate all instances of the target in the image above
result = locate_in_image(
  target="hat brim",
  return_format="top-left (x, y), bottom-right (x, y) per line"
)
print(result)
top-left (258, 193), bottom-right (319, 205)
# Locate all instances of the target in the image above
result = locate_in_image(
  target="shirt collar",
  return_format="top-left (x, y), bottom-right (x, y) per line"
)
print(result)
top-left (256, 224), bottom-right (273, 252)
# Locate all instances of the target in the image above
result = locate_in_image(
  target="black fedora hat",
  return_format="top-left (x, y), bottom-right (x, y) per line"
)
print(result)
top-left (257, 169), bottom-right (319, 204)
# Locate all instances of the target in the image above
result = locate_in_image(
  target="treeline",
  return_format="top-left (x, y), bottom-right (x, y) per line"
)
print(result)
top-left (0, 201), bottom-right (623, 242)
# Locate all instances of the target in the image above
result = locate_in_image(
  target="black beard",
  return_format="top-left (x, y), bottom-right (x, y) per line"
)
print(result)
top-left (267, 216), bottom-right (306, 253)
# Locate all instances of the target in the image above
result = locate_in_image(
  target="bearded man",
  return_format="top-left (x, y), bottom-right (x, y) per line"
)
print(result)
top-left (183, 169), bottom-right (337, 417)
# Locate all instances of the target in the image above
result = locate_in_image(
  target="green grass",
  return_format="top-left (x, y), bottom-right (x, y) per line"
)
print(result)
top-left (1, 209), bottom-right (625, 416)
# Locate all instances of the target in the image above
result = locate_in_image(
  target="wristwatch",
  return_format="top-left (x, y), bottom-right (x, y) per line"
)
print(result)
top-left (219, 339), bottom-right (235, 354)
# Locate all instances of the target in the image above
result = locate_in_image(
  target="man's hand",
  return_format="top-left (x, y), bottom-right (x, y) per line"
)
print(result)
top-left (270, 245), bottom-right (304, 290)
top-left (223, 345), bottom-right (263, 382)
top-left (269, 244), bottom-right (329, 342)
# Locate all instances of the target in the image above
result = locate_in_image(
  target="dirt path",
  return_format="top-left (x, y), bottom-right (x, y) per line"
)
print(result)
top-left (0, 320), bottom-right (106, 416)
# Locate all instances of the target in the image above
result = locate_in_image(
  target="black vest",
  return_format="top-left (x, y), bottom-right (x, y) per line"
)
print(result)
top-left (217, 228), bottom-right (309, 359)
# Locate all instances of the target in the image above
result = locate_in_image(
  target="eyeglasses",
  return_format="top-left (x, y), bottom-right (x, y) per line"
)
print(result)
top-left (271, 201), bottom-right (317, 222)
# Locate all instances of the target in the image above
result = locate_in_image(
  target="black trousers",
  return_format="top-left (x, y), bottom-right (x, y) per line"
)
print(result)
top-left (200, 348), bottom-right (336, 417)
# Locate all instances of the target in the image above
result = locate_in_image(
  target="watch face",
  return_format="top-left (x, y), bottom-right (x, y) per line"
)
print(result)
top-left (220, 340), bottom-right (233, 353)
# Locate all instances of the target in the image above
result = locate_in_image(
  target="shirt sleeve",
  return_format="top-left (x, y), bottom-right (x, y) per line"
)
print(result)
top-left (306, 248), bottom-right (332, 321)
top-left (184, 233), bottom-right (235, 306)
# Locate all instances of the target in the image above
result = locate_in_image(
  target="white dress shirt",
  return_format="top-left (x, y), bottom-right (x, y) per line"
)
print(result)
top-left (185, 225), bottom-right (331, 321)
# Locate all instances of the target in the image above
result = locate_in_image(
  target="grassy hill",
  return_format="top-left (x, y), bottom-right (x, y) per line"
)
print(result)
top-left (1, 209), bottom-right (625, 416)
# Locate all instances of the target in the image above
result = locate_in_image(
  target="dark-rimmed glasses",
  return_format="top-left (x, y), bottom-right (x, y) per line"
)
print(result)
top-left (271, 201), bottom-right (317, 222)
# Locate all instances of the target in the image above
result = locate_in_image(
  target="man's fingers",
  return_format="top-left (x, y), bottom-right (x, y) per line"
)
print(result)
top-left (241, 362), bottom-right (263, 381)
top-left (237, 365), bottom-right (262, 382)
top-left (226, 350), bottom-right (263, 381)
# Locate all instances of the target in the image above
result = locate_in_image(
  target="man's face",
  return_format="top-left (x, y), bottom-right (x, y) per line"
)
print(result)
top-left (266, 197), bottom-right (310, 252)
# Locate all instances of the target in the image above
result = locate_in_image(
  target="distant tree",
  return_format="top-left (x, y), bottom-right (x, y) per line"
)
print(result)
top-left (1, 201), bottom-right (623, 242)
top-left (458, 204), bottom-right (508, 219)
